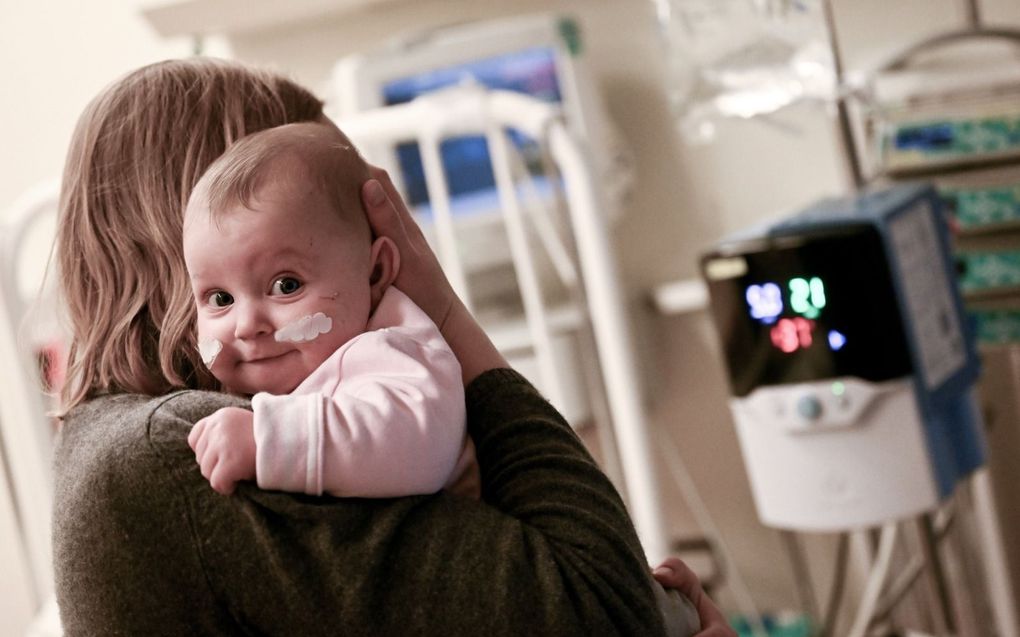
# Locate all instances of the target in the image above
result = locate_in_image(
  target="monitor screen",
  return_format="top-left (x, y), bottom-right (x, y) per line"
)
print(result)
top-left (702, 225), bottom-right (914, 397)
top-left (381, 46), bottom-right (561, 216)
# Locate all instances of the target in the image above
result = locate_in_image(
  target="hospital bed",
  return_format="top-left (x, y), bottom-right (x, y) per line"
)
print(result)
top-left (334, 84), bottom-right (674, 562)
top-left (0, 178), bottom-right (61, 636)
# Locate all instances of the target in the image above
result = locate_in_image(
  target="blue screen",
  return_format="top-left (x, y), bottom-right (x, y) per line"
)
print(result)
top-left (382, 47), bottom-right (562, 216)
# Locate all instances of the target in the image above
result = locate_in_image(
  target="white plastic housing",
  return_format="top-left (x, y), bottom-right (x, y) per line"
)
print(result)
top-left (729, 377), bottom-right (938, 531)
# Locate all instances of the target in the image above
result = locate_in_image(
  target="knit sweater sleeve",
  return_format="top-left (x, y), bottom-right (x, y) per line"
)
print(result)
top-left (53, 371), bottom-right (667, 637)
top-left (462, 368), bottom-right (666, 634)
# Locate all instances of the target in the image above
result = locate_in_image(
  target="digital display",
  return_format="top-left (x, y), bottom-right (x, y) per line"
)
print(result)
top-left (745, 276), bottom-right (834, 354)
top-left (702, 225), bottom-right (913, 397)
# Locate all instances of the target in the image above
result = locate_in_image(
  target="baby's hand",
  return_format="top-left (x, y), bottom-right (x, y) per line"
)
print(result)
top-left (188, 407), bottom-right (256, 495)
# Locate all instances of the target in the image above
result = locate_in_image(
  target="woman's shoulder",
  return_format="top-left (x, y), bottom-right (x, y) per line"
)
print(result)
top-left (53, 391), bottom-right (252, 557)
top-left (55, 390), bottom-right (248, 485)
top-left (52, 390), bottom-right (252, 633)
top-left (60, 389), bottom-right (247, 440)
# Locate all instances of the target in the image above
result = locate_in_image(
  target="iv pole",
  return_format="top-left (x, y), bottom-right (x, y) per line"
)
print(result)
top-left (821, 0), bottom-right (866, 193)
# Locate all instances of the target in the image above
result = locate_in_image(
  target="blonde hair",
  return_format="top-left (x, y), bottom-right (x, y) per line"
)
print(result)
top-left (56, 58), bottom-right (323, 415)
top-left (191, 121), bottom-right (370, 232)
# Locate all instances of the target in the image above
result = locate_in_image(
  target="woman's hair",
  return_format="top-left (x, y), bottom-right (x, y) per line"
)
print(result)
top-left (56, 58), bottom-right (324, 414)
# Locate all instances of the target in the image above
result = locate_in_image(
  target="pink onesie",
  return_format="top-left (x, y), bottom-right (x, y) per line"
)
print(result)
top-left (251, 287), bottom-right (470, 497)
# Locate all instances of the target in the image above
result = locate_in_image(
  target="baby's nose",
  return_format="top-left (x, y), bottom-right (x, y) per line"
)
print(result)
top-left (233, 302), bottom-right (273, 340)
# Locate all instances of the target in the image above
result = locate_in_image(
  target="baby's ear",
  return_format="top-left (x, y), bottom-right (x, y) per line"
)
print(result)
top-left (368, 236), bottom-right (400, 310)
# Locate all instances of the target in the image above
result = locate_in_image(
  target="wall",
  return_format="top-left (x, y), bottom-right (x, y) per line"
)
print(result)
top-left (0, 1), bottom-right (199, 218)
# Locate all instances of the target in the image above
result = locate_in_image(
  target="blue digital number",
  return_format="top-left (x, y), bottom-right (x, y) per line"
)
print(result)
top-left (746, 282), bottom-right (783, 323)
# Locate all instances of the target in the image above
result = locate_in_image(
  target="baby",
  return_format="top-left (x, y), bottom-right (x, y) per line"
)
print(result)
top-left (183, 121), bottom-right (476, 498)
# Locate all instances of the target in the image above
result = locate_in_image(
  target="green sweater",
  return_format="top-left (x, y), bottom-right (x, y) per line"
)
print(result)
top-left (53, 369), bottom-right (679, 636)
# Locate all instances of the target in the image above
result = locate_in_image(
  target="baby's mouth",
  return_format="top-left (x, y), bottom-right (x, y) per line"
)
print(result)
top-left (244, 350), bottom-right (295, 364)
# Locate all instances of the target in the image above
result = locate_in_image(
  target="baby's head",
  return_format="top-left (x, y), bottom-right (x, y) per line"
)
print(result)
top-left (183, 122), bottom-right (399, 395)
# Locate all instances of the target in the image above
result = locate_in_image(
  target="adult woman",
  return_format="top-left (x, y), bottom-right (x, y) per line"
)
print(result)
top-left (52, 57), bottom-right (733, 636)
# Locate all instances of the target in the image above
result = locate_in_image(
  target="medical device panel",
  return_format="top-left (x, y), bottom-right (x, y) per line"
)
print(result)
top-left (702, 184), bottom-right (985, 531)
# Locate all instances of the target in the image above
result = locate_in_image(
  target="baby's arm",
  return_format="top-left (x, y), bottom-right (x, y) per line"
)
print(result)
top-left (252, 329), bottom-right (467, 497)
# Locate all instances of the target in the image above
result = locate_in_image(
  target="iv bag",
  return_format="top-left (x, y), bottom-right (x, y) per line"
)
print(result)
top-left (655, 0), bottom-right (836, 143)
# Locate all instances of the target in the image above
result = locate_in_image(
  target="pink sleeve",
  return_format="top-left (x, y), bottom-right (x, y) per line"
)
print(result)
top-left (251, 330), bottom-right (466, 497)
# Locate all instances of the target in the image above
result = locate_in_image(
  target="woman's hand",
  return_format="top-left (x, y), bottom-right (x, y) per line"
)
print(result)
top-left (362, 167), bottom-right (508, 384)
top-left (362, 166), bottom-right (458, 333)
top-left (653, 557), bottom-right (736, 637)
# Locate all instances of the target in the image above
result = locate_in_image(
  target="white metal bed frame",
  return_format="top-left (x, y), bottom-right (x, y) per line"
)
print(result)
top-left (337, 84), bottom-right (673, 562)
top-left (0, 178), bottom-right (60, 616)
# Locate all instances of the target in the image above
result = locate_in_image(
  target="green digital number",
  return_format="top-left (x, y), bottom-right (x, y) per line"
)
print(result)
top-left (789, 277), bottom-right (826, 318)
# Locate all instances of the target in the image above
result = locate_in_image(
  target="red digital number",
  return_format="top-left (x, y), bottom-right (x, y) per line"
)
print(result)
top-left (770, 317), bottom-right (814, 353)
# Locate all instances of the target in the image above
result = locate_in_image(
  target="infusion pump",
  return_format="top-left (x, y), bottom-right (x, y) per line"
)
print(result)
top-left (701, 184), bottom-right (985, 531)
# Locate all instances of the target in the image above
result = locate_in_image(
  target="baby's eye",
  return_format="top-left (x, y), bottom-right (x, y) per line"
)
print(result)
top-left (271, 277), bottom-right (302, 296)
top-left (207, 291), bottom-right (234, 308)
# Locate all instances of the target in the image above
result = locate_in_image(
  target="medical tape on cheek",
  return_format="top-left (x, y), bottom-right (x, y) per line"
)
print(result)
top-left (275, 312), bottom-right (333, 343)
top-left (198, 338), bottom-right (222, 368)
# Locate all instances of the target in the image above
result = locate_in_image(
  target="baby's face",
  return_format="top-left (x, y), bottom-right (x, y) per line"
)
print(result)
top-left (183, 179), bottom-right (373, 395)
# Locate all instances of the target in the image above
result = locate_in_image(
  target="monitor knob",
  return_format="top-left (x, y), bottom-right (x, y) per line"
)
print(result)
top-left (796, 394), bottom-right (824, 421)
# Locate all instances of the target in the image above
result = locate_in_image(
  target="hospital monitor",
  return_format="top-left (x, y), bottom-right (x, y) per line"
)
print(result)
top-left (328, 14), bottom-right (614, 217)
top-left (702, 184), bottom-right (985, 531)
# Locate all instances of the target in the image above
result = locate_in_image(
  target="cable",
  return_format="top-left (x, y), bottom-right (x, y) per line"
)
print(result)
top-left (820, 532), bottom-right (849, 637)
top-left (779, 530), bottom-right (820, 624)
top-left (870, 555), bottom-right (924, 626)
top-left (658, 432), bottom-right (769, 637)
top-left (919, 513), bottom-right (956, 634)
top-left (847, 522), bottom-right (898, 637)
top-left (963, 0), bottom-right (981, 29)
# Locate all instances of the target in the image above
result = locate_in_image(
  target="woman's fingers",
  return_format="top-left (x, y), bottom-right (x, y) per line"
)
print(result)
top-left (369, 165), bottom-right (433, 250)
top-left (364, 170), bottom-right (427, 254)
top-left (367, 166), bottom-right (407, 223)
top-left (361, 170), bottom-right (456, 330)
top-left (363, 179), bottom-right (395, 229)
top-left (653, 557), bottom-right (701, 600)
top-left (361, 165), bottom-right (506, 381)
top-left (653, 558), bottom-right (736, 637)
top-left (363, 177), bottom-right (414, 257)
